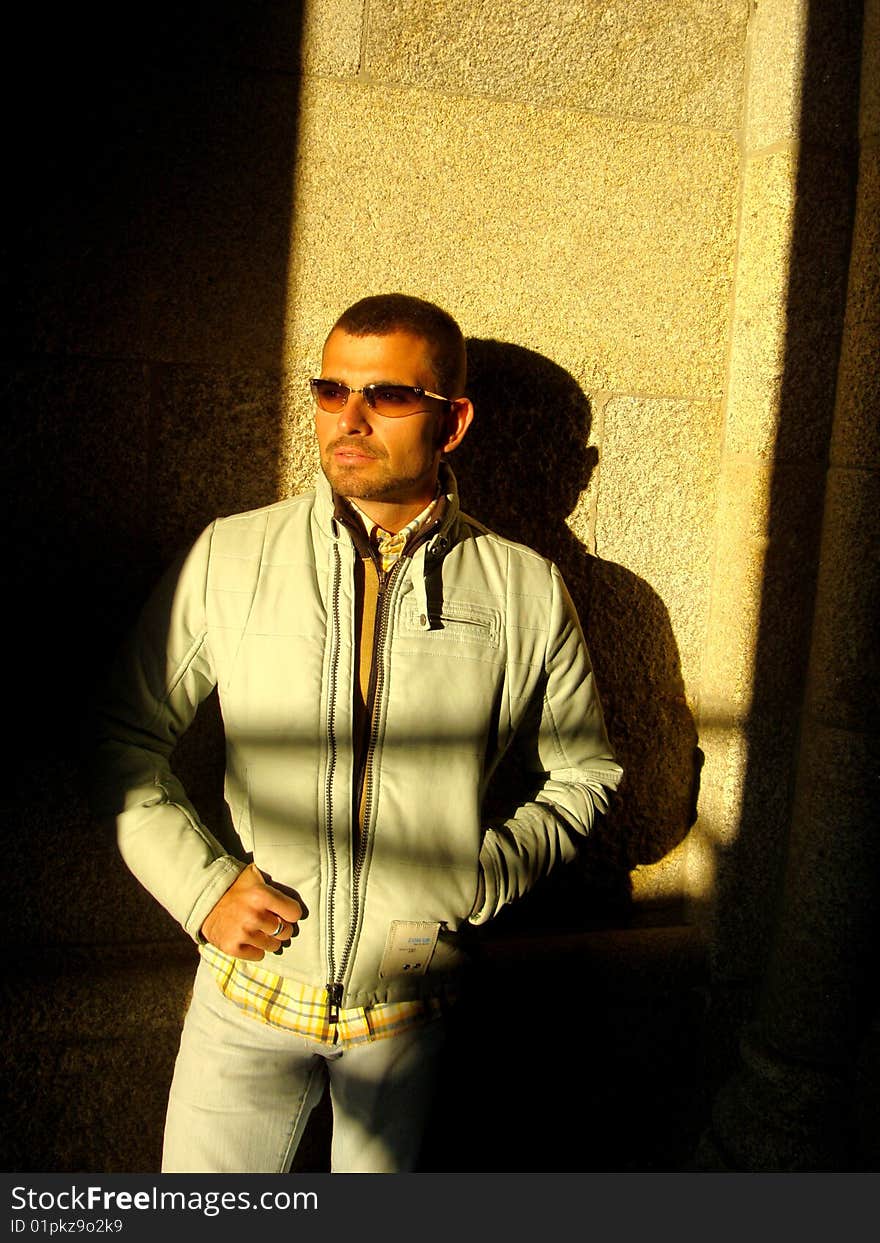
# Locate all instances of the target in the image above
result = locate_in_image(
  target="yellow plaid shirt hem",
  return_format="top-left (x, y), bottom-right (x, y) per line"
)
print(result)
top-left (200, 944), bottom-right (447, 1048)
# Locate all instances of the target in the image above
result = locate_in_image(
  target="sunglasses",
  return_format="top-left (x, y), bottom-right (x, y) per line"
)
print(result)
top-left (309, 378), bottom-right (452, 418)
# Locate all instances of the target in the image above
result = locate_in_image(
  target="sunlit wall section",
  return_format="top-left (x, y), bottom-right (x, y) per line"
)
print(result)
top-left (699, 0), bottom-right (877, 1169)
top-left (282, 1), bottom-right (748, 916)
top-left (690, 0), bottom-right (862, 981)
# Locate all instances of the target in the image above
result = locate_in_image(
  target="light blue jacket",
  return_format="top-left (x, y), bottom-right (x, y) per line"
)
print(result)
top-left (94, 466), bottom-right (622, 1008)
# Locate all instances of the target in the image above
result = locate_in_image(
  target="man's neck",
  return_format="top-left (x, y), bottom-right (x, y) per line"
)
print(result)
top-left (345, 492), bottom-right (436, 535)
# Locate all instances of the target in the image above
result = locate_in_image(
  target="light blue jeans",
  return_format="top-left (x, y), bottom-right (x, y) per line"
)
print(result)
top-left (162, 959), bottom-right (447, 1173)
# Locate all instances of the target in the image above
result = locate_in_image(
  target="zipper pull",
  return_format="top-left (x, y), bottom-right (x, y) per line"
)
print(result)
top-left (327, 982), bottom-right (343, 1024)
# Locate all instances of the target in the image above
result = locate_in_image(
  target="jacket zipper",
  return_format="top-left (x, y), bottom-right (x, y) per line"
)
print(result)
top-left (326, 554), bottom-right (404, 1024)
top-left (324, 518), bottom-right (444, 1025)
top-left (323, 542), bottom-right (343, 1021)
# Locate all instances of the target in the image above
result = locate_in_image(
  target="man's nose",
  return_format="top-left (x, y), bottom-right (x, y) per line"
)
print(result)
top-left (336, 392), bottom-right (372, 433)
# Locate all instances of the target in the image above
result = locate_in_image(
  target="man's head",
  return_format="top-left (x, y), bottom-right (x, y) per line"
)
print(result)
top-left (312, 294), bottom-right (473, 531)
top-left (329, 293), bottom-right (467, 398)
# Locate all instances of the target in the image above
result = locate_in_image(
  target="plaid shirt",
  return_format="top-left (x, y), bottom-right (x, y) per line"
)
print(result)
top-left (351, 492), bottom-right (442, 572)
top-left (203, 493), bottom-right (448, 1048)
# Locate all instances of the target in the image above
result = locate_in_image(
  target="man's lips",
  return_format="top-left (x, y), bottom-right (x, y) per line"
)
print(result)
top-left (327, 440), bottom-right (384, 462)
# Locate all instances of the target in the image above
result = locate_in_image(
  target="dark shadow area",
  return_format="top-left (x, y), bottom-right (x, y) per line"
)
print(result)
top-left (1, 1), bottom-right (303, 1172)
top-left (2, 2), bottom-right (302, 917)
top-left (421, 925), bottom-right (709, 1172)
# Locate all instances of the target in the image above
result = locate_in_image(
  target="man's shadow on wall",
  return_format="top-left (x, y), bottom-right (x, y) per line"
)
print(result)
top-left (455, 339), bottom-right (703, 936)
top-left (420, 340), bottom-right (705, 1170)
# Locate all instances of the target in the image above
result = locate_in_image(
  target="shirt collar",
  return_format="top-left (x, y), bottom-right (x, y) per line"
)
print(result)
top-left (347, 486), bottom-right (444, 571)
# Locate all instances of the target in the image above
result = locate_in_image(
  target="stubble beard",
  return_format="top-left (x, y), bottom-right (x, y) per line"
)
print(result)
top-left (320, 418), bottom-right (446, 503)
top-left (320, 450), bottom-right (424, 503)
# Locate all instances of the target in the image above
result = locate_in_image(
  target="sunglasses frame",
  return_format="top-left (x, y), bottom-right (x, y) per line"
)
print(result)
top-left (309, 378), bottom-right (453, 417)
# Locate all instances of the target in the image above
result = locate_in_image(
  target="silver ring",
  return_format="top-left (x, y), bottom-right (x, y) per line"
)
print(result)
top-left (271, 917), bottom-right (285, 937)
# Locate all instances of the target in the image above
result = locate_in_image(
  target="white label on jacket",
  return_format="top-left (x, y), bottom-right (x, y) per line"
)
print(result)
top-left (378, 921), bottom-right (441, 978)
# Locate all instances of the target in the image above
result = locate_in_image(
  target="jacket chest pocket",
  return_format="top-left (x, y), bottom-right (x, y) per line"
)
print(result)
top-left (399, 600), bottom-right (501, 649)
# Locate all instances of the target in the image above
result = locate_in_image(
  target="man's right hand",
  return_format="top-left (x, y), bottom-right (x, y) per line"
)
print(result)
top-left (200, 863), bottom-right (303, 960)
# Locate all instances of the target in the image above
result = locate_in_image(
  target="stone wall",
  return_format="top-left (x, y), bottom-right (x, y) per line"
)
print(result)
top-left (2, 0), bottom-right (874, 1172)
top-left (283, 0), bottom-right (747, 917)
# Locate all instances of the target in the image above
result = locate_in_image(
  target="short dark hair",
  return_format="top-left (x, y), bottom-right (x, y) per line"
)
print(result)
top-left (330, 293), bottom-right (467, 398)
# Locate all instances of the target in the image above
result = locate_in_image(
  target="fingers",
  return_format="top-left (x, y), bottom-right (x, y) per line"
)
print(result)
top-left (250, 865), bottom-right (303, 926)
top-left (236, 908), bottom-right (291, 953)
top-left (221, 919), bottom-right (285, 960)
top-left (265, 890), bottom-right (303, 926)
top-left (201, 863), bottom-right (304, 960)
top-left (239, 893), bottom-right (303, 955)
top-left (230, 943), bottom-right (268, 962)
top-left (259, 913), bottom-right (291, 948)
top-left (253, 896), bottom-right (302, 954)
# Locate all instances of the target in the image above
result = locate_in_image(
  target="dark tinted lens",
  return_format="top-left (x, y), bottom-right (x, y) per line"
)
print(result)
top-left (368, 385), bottom-right (422, 416)
top-left (310, 379), bottom-right (349, 411)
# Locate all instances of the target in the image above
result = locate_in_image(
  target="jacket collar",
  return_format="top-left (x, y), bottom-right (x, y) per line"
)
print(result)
top-left (314, 463), bottom-right (462, 623)
top-left (315, 461), bottom-right (462, 550)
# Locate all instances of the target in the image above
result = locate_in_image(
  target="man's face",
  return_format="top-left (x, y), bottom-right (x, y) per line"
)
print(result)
top-left (315, 329), bottom-right (468, 518)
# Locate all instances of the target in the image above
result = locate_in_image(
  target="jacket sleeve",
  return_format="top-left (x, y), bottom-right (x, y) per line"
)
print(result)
top-left (468, 564), bottom-right (623, 925)
top-left (91, 522), bottom-right (246, 940)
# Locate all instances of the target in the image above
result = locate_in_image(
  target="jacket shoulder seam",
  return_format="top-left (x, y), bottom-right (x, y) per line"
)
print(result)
top-left (456, 512), bottom-right (556, 570)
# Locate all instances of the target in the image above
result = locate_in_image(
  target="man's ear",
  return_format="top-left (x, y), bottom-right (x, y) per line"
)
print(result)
top-left (440, 398), bottom-right (474, 455)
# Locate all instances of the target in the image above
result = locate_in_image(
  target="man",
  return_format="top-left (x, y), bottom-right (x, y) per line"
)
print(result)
top-left (94, 293), bottom-right (622, 1173)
